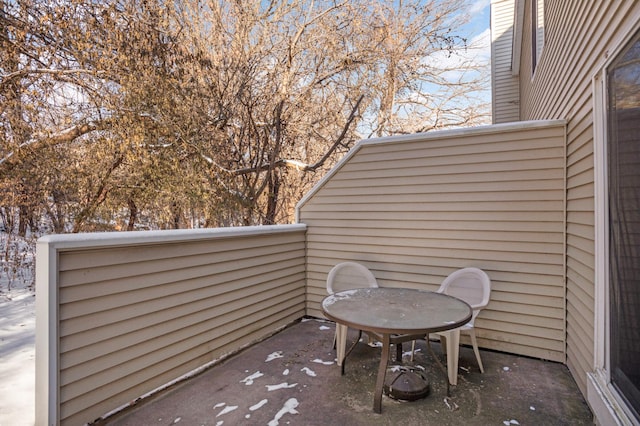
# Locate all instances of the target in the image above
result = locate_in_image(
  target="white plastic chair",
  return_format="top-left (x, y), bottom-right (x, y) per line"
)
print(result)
top-left (411, 267), bottom-right (491, 384)
top-left (326, 262), bottom-right (379, 366)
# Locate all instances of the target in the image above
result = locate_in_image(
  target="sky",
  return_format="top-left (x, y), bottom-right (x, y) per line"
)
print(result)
top-left (460, 0), bottom-right (492, 85)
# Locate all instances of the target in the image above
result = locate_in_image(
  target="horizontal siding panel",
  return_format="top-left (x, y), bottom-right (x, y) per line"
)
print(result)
top-left (307, 241), bottom-right (563, 266)
top-left (479, 319), bottom-right (564, 343)
top-left (567, 183), bottom-right (594, 204)
top-left (514, 0), bottom-right (640, 398)
top-left (60, 289), bottom-right (305, 394)
top-left (307, 234), bottom-right (563, 255)
top-left (307, 219), bottom-right (563, 235)
top-left (348, 143), bottom-right (564, 165)
top-left (305, 227), bottom-right (564, 244)
top-left (566, 197), bottom-right (594, 212)
top-left (567, 210), bottom-right (594, 227)
top-left (476, 338), bottom-right (564, 363)
top-left (566, 237), bottom-right (595, 264)
top-left (324, 170), bottom-right (564, 187)
top-left (58, 232), bottom-right (303, 271)
top-left (60, 270), bottom-right (305, 350)
top-left (566, 222), bottom-right (594, 242)
top-left (301, 122), bottom-right (567, 362)
top-left (476, 328), bottom-right (565, 359)
top-left (62, 305), bottom-right (303, 425)
top-left (44, 226), bottom-right (307, 425)
top-left (479, 311), bottom-right (561, 331)
top-left (317, 178), bottom-right (566, 195)
top-left (59, 256), bottom-right (304, 320)
top-left (312, 189), bottom-right (564, 203)
top-left (567, 278), bottom-right (595, 316)
top-left (303, 200), bottom-right (563, 213)
top-left (59, 244), bottom-right (304, 302)
top-left (491, 0), bottom-right (519, 123)
top-left (331, 164), bottom-right (564, 183)
top-left (491, 290), bottom-right (564, 309)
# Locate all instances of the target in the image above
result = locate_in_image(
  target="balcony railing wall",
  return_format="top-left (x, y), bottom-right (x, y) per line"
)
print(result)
top-left (35, 224), bottom-right (306, 426)
top-left (299, 120), bottom-right (568, 365)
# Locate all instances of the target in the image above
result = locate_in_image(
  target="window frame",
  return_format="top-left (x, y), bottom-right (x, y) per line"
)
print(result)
top-left (531, 0), bottom-right (545, 76)
top-left (590, 23), bottom-right (640, 426)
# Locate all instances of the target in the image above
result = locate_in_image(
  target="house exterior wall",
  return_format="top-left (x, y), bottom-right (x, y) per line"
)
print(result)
top-left (515, 0), bottom-right (640, 403)
top-left (298, 120), bottom-right (567, 363)
top-left (491, 0), bottom-right (520, 123)
top-left (35, 225), bottom-right (306, 426)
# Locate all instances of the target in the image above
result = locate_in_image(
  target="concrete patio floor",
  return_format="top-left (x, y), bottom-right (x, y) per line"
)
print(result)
top-left (100, 318), bottom-right (593, 426)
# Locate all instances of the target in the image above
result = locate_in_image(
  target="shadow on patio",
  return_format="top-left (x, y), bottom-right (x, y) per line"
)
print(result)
top-left (100, 318), bottom-right (592, 426)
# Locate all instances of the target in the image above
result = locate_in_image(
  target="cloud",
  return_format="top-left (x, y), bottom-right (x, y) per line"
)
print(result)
top-left (423, 27), bottom-right (491, 83)
top-left (469, 0), bottom-right (490, 16)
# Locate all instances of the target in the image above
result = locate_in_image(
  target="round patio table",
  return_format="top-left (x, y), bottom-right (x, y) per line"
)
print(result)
top-left (322, 287), bottom-right (472, 413)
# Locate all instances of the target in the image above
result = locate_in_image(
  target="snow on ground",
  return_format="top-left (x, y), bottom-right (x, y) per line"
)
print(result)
top-left (0, 287), bottom-right (36, 426)
top-left (0, 232), bottom-right (36, 426)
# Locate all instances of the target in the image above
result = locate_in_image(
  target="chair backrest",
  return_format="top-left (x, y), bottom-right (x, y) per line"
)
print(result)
top-left (437, 267), bottom-right (491, 324)
top-left (326, 262), bottom-right (379, 294)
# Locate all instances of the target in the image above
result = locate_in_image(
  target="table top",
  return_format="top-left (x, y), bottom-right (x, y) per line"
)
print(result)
top-left (321, 287), bottom-right (472, 335)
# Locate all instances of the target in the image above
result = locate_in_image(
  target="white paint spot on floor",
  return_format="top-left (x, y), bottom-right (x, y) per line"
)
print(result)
top-left (216, 405), bottom-right (238, 417)
top-left (266, 382), bottom-right (298, 391)
top-left (503, 366), bottom-right (510, 371)
top-left (282, 368), bottom-right (290, 376)
top-left (265, 351), bottom-right (284, 362)
top-left (173, 417), bottom-right (181, 423)
top-left (268, 398), bottom-right (299, 426)
top-left (301, 367), bottom-right (316, 377)
top-left (503, 420), bottom-right (520, 425)
top-left (530, 406), bottom-right (536, 410)
top-left (312, 359), bottom-right (333, 365)
top-left (319, 325), bottom-right (331, 331)
top-left (241, 371), bottom-right (264, 385)
top-left (213, 402), bottom-right (226, 409)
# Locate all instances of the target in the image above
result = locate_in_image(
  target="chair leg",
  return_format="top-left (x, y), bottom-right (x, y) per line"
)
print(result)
top-left (410, 340), bottom-right (415, 361)
top-left (468, 329), bottom-right (484, 373)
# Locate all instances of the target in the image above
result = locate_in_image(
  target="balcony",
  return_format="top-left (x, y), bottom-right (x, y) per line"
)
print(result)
top-left (96, 319), bottom-right (592, 425)
top-left (36, 120), bottom-right (594, 424)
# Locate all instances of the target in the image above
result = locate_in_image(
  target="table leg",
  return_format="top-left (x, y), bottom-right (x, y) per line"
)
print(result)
top-left (336, 324), bottom-right (347, 372)
top-left (374, 333), bottom-right (391, 414)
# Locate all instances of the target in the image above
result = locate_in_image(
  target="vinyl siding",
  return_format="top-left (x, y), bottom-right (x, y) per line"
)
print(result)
top-left (299, 121), bottom-right (567, 362)
top-left (491, 0), bottom-right (520, 123)
top-left (517, 0), bottom-right (640, 398)
top-left (36, 225), bottom-right (306, 426)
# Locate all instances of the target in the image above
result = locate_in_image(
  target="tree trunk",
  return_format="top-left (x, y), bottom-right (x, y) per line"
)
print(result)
top-left (264, 170), bottom-right (280, 225)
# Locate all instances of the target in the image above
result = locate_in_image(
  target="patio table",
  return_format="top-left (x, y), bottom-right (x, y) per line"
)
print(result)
top-left (321, 287), bottom-right (472, 413)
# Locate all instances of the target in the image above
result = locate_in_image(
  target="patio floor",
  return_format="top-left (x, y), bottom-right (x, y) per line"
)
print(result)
top-left (99, 318), bottom-right (593, 426)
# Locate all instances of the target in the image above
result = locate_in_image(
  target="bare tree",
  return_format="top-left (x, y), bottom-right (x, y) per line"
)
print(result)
top-left (0, 0), bottom-right (489, 232)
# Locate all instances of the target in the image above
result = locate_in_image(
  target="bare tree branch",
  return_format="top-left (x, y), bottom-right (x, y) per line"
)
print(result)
top-left (231, 94), bottom-right (364, 175)
top-left (0, 119), bottom-right (113, 166)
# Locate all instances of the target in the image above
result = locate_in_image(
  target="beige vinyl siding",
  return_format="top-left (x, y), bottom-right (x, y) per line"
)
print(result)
top-left (36, 225), bottom-right (306, 426)
top-left (299, 121), bottom-right (567, 362)
top-left (491, 0), bottom-right (520, 123)
top-left (516, 0), bottom-right (640, 398)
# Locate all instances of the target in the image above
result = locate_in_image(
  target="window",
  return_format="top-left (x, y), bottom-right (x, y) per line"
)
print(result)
top-left (606, 29), bottom-right (640, 421)
top-left (531, 0), bottom-right (544, 75)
